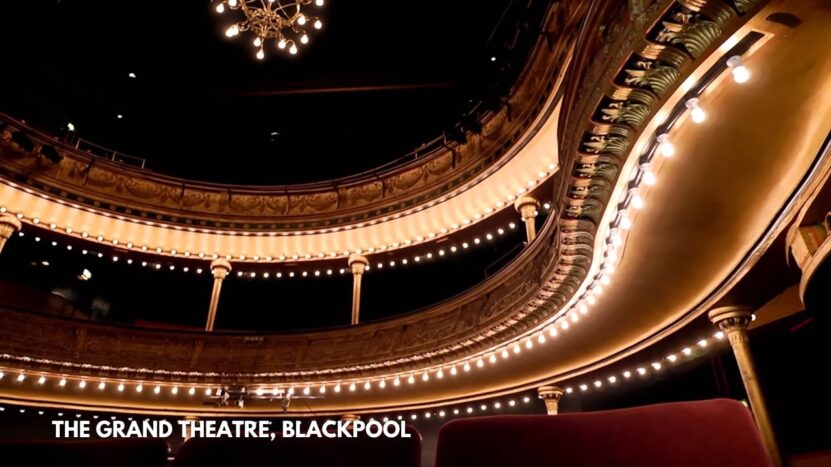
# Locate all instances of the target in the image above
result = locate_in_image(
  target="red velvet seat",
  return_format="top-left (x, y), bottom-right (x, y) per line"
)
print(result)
top-left (174, 424), bottom-right (421, 467)
top-left (0, 438), bottom-right (169, 467)
top-left (436, 399), bottom-right (773, 467)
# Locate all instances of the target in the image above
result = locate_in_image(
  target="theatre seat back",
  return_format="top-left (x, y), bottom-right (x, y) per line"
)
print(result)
top-left (174, 424), bottom-right (421, 467)
top-left (436, 399), bottom-right (772, 467)
top-left (0, 438), bottom-right (169, 467)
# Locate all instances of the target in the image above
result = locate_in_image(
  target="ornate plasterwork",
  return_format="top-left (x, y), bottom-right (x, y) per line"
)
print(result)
top-left (0, 0), bottom-right (763, 387)
top-left (0, 4), bottom-right (584, 233)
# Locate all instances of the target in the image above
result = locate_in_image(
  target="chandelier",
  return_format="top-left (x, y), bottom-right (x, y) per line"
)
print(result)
top-left (215, 0), bottom-right (325, 59)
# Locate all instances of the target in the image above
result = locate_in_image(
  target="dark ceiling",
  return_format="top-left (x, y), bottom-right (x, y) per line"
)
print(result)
top-left (1, 0), bottom-right (548, 185)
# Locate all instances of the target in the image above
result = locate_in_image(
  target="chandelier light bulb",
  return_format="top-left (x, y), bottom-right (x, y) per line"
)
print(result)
top-left (289, 44), bottom-right (298, 55)
top-left (216, 3), bottom-right (225, 13)
top-left (278, 39), bottom-right (287, 49)
top-left (253, 37), bottom-right (262, 47)
top-left (228, 0), bottom-right (237, 6)
top-left (314, 19), bottom-right (323, 29)
top-left (643, 170), bottom-right (657, 186)
top-left (300, 34), bottom-right (309, 44)
top-left (297, 14), bottom-right (307, 25)
top-left (656, 133), bottom-right (675, 158)
top-left (225, 25), bottom-right (239, 37)
top-left (256, 49), bottom-right (265, 60)
top-left (727, 55), bottom-right (750, 83)
top-left (315, 0), bottom-right (324, 5)
top-left (685, 98), bottom-right (706, 123)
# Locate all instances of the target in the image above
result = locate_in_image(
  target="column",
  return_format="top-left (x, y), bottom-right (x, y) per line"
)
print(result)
top-left (708, 306), bottom-right (781, 467)
top-left (348, 255), bottom-right (368, 325)
top-left (514, 196), bottom-right (540, 243)
top-left (537, 385), bottom-right (565, 415)
top-left (0, 213), bottom-right (22, 254)
top-left (205, 259), bottom-right (232, 332)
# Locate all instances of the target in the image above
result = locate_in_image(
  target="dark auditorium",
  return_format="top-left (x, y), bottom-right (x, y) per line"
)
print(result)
top-left (1, 1), bottom-right (829, 466)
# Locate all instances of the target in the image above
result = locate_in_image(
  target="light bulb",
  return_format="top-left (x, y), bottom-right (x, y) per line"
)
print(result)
top-left (643, 170), bottom-right (656, 186)
top-left (216, 3), bottom-right (225, 13)
top-left (315, 0), bottom-right (324, 5)
top-left (278, 39), bottom-right (287, 49)
top-left (631, 193), bottom-right (644, 210)
top-left (256, 49), bottom-right (265, 60)
top-left (228, 0), bottom-right (237, 6)
top-left (685, 98), bottom-right (706, 123)
top-left (79, 380), bottom-right (87, 389)
top-left (297, 14), bottom-right (306, 25)
top-left (300, 34), bottom-right (309, 44)
top-left (225, 25), bottom-right (239, 37)
top-left (314, 19), bottom-right (323, 29)
top-left (656, 133), bottom-right (675, 157)
top-left (98, 381), bottom-right (106, 390)
top-left (727, 55), bottom-right (750, 83)
top-left (253, 37), bottom-right (262, 47)
top-left (289, 44), bottom-right (298, 55)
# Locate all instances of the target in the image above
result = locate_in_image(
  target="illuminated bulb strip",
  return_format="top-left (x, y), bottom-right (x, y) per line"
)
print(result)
top-left (0, 160), bottom-right (557, 263)
top-left (14, 206), bottom-right (550, 281)
top-left (565, 332), bottom-right (727, 396)
top-left (0, 55), bottom-right (753, 393)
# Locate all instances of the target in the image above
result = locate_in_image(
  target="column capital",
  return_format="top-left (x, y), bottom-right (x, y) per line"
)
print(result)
top-left (0, 213), bottom-right (22, 240)
top-left (538, 385), bottom-right (565, 415)
top-left (708, 305), bottom-right (753, 331)
top-left (537, 385), bottom-right (565, 401)
top-left (0, 213), bottom-right (22, 254)
top-left (514, 196), bottom-right (540, 219)
top-left (210, 258), bottom-right (232, 280)
top-left (348, 254), bottom-right (368, 274)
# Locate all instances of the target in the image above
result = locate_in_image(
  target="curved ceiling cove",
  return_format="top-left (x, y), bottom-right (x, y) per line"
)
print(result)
top-left (2, 0), bottom-right (829, 417)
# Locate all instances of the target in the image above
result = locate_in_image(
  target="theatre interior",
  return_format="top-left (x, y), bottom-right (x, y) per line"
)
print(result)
top-left (1, 0), bottom-right (830, 465)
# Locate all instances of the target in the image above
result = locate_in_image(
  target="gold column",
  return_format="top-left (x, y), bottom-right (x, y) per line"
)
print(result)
top-left (708, 306), bottom-right (781, 467)
top-left (348, 255), bottom-right (368, 325)
top-left (514, 196), bottom-right (540, 243)
top-left (537, 385), bottom-right (565, 415)
top-left (205, 259), bottom-right (232, 332)
top-left (0, 213), bottom-right (22, 254)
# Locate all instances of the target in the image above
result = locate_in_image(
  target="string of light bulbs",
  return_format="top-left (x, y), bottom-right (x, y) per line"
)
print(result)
top-left (0, 328), bottom-right (735, 425)
top-left (0, 160), bottom-right (556, 263)
top-left (10, 204), bottom-right (550, 280)
top-left (0, 52), bottom-right (755, 401)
